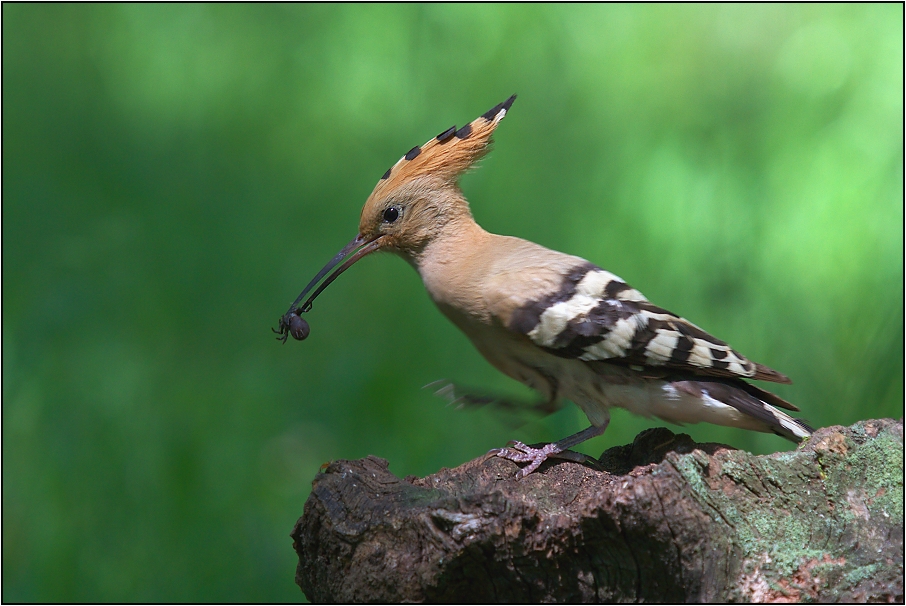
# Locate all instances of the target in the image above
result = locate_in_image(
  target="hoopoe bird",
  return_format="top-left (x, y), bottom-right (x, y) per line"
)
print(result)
top-left (276, 95), bottom-right (812, 478)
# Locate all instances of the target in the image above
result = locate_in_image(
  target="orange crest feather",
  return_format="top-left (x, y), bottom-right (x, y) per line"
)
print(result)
top-left (367, 95), bottom-right (517, 201)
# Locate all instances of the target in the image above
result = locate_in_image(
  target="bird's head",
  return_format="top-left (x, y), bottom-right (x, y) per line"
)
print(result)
top-left (275, 95), bottom-right (516, 342)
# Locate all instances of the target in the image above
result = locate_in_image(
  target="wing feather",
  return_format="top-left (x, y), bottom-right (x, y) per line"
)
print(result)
top-left (504, 264), bottom-right (791, 385)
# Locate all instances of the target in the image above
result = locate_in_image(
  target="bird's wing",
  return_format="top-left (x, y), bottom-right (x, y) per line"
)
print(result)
top-left (488, 259), bottom-right (792, 387)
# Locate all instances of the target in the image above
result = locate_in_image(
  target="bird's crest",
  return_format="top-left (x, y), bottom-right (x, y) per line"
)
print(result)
top-left (366, 95), bottom-right (516, 201)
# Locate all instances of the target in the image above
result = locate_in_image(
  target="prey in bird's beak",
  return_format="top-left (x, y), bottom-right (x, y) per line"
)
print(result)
top-left (273, 233), bottom-right (383, 343)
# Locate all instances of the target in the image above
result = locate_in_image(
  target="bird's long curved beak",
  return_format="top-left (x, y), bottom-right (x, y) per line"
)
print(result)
top-left (274, 233), bottom-right (383, 342)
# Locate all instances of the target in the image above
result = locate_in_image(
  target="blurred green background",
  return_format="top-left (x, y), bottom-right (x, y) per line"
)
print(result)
top-left (3, 3), bottom-right (902, 602)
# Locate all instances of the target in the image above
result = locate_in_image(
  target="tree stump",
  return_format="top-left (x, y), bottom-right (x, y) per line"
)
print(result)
top-left (291, 419), bottom-right (903, 602)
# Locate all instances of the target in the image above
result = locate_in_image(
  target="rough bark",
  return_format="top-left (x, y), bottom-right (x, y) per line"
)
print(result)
top-left (291, 419), bottom-right (903, 603)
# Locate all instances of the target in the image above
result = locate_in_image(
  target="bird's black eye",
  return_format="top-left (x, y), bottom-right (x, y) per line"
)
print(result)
top-left (382, 206), bottom-right (400, 223)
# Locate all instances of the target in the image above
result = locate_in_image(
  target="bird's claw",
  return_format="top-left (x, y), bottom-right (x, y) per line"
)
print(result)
top-left (487, 441), bottom-right (561, 478)
top-left (487, 440), bottom-right (600, 478)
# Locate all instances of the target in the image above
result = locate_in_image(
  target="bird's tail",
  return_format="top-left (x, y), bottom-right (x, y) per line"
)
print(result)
top-left (670, 379), bottom-right (813, 442)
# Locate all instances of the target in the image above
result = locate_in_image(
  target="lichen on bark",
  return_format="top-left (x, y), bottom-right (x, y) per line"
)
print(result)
top-left (292, 419), bottom-right (903, 602)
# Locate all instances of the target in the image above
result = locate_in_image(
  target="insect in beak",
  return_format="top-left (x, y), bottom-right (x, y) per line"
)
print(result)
top-left (274, 233), bottom-right (383, 343)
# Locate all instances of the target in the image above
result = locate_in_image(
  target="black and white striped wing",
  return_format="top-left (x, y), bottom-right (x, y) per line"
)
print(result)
top-left (507, 264), bottom-right (791, 385)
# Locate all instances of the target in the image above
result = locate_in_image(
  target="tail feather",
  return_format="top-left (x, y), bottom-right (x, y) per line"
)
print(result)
top-left (673, 379), bottom-right (812, 442)
top-left (738, 381), bottom-right (800, 412)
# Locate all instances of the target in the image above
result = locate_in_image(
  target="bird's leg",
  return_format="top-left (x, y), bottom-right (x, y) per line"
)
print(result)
top-left (426, 380), bottom-right (497, 409)
top-left (425, 380), bottom-right (562, 417)
top-left (489, 421), bottom-right (610, 479)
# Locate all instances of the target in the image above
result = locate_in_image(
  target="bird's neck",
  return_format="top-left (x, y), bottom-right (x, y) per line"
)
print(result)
top-left (409, 211), bottom-right (490, 273)
top-left (405, 202), bottom-right (495, 317)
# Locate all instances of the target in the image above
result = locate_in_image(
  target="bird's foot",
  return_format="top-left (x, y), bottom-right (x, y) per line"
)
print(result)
top-left (426, 380), bottom-right (563, 419)
top-left (426, 380), bottom-right (496, 409)
top-left (487, 441), bottom-right (594, 479)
